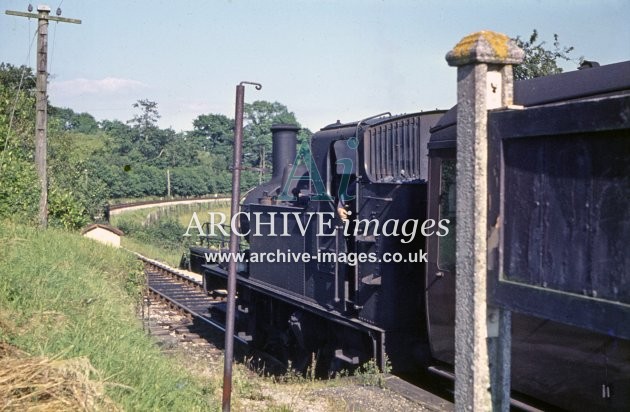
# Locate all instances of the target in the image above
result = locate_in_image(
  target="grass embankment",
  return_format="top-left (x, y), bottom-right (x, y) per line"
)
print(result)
top-left (0, 221), bottom-right (217, 411)
top-left (110, 201), bottom-right (231, 267)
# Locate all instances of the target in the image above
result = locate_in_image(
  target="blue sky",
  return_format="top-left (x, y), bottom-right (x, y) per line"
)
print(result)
top-left (2, 0), bottom-right (629, 132)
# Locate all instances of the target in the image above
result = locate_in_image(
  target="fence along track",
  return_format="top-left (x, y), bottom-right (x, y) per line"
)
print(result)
top-left (109, 197), bottom-right (231, 215)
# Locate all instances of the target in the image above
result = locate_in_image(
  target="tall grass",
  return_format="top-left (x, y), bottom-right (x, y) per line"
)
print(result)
top-left (122, 237), bottom-right (185, 268)
top-left (0, 221), bottom-right (217, 411)
top-left (110, 201), bottom-right (232, 267)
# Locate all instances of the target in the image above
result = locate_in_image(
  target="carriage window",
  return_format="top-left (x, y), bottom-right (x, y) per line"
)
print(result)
top-left (438, 159), bottom-right (456, 271)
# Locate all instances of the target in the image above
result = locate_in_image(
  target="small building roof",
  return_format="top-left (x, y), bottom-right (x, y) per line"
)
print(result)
top-left (81, 223), bottom-right (124, 236)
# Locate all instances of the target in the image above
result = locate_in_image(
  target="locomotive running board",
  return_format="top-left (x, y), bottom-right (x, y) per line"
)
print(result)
top-left (202, 263), bottom-right (386, 334)
top-left (427, 366), bottom-right (545, 412)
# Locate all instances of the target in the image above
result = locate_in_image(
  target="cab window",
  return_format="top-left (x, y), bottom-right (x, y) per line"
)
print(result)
top-left (438, 159), bottom-right (456, 271)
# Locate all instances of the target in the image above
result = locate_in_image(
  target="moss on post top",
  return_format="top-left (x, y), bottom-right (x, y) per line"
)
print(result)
top-left (446, 30), bottom-right (524, 67)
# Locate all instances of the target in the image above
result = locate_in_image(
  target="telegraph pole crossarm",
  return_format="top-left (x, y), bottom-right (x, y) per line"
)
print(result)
top-left (5, 5), bottom-right (81, 228)
top-left (5, 10), bottom-right (81, 24)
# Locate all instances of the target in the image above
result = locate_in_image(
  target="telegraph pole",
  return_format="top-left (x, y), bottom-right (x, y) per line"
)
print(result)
top-left (5, 5), bottom-right (81, 228)
top-left (167, 169), bottom-right (171, 198)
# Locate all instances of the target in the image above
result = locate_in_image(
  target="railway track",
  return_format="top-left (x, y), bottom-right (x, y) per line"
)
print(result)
top-left (139, 255), bottom-right (453, 411)
top-left (141, 256), bottom-right (250, 348)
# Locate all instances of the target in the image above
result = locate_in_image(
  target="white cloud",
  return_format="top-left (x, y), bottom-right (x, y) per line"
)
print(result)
top-left (50, 77), bottom-right (148, 96)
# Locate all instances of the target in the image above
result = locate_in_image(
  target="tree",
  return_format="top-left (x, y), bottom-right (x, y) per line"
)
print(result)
top-left (191, 113), bottom-right (234, 153)
top-left (0, 63), bottom-right (36, 157)
top-left (513, 30), bottom-right (577, 80)
top-left (128, 98), bottom-right (160, 134)
top-left (125, 99), bottom-right (175, 161)
top-left (0, 62), bottom-right (36, 90)
top-left (0, 63), bottom-right (38, 223)
top-left (243, 101), bottom-right (300, 180)
top-left (162, 136), bottom-right (199, 168)
top-left (50, 107), bottom-right (99, 134)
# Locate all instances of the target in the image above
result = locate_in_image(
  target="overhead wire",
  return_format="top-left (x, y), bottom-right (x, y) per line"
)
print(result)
top-left (49, 22), bottom-right (59, 80)
top-left (0, 25), bottom-right (39, 170)
top-left (49, 0), bottom-right (67, 77)
top-left (2, 0), bottom-right (66, 170)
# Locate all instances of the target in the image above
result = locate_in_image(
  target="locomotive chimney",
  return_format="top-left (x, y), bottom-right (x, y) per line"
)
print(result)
top-left (270, 124), bottom-right (299, 180)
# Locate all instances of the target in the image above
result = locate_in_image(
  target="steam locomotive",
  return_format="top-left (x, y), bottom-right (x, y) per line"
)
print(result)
top-left (187, 61), bottom-right (630, 411)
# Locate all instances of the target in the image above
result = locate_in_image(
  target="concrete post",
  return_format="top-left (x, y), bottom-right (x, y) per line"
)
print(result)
top-left (445, 31), bottom-right (523, 411)
top-left (35, 5), bottom-right (50, 228)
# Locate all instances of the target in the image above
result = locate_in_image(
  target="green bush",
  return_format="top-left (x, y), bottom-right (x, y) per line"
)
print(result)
top-left (48, 186), bottom-right (89, 230)
top-left (0, 156), bottom-right (38, 223)
top-left (116, 216), bottom-right (190, 252)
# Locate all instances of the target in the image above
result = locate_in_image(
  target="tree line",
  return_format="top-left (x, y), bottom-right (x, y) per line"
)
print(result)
top-left (0, 63), bottom-right (311, 229)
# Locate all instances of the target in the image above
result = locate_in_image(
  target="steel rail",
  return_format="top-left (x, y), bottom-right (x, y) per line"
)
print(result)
top-left (142, 259), bottom-right (249, 345)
